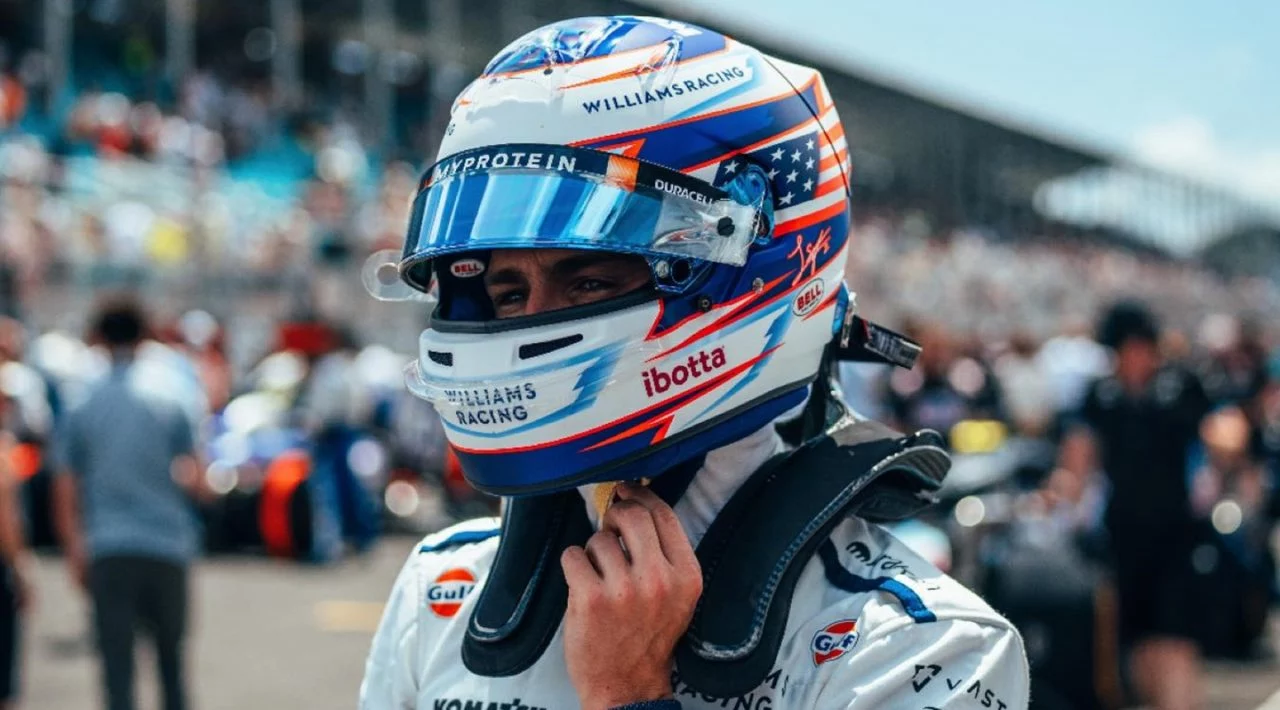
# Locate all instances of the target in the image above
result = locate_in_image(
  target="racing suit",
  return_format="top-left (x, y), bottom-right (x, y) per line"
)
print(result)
top-left (361, 426), bottom-right (1030, 709)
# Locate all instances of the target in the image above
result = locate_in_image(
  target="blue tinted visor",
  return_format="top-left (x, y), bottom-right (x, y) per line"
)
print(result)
top-left (399, 144), bottom-right (768, 291)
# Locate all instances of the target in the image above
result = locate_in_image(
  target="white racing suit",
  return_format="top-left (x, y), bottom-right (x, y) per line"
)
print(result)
top-left (361, 426), bottom-right (1030, 709)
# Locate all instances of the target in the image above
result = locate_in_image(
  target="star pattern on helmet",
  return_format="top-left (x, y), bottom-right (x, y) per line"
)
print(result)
top-left (713, 130), bottom-right (823, 211)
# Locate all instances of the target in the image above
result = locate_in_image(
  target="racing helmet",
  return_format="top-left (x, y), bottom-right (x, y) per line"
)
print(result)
top-left (398, 16), bottom-right (853, 496)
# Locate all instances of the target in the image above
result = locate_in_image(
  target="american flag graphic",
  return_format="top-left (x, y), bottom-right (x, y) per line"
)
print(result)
top-left (709, 122), bottom-right (848, 235)
top-left (713, 130), bottom-right (820, 204)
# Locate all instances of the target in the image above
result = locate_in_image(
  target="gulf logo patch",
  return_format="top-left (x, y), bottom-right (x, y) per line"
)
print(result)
top-left (427, 568), bottom-right (477, 618)
top-left (811, 618), bottom-right (859, 666)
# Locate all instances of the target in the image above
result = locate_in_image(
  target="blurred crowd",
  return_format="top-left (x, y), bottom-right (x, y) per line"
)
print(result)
top-left (3, 78), bottom-right (1277, 347)
top-left (1, 71), bottom-right (419, 327)
top-left (0, 33), bottom-right (1277, 709)
top-left (848, 209), bottom-right (1280, 342)
top-left (839, 211), bottom-right (1280, 428)
top-left (3, 42), bottom-right (1279, 527)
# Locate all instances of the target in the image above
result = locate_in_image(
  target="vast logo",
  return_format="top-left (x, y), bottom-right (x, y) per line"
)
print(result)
top-left (912, 664), bottom-right (942, 692)
top-left (426, 568), bottom-right (477, 618)
top-left (811, 618), bottom-right (859, 666)
top-left (642, 347), bottom-right (728, 397)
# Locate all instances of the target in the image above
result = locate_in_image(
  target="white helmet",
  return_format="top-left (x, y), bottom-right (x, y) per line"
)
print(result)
top-left (398, 16), bottom-right (853, 495)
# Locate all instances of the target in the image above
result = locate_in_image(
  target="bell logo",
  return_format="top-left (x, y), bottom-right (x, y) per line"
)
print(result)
top-left (811, 619), bottom-right (859, 666)
top-left (792, 278), bottom-right (825, 317)
top-left (450, 258), bottom-right (485, 278)
top-left (426, 568), bottom-right (477, 618)
top-left (642, 348), bottom-right (728, 397)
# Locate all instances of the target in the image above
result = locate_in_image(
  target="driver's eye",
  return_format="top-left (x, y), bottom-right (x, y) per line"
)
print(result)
top-left (572, 278), bottom-right (611, 294)
top-left (488, 287), bottom-right (529, 317)
top-left (492, 290), bottom-right (525, 307)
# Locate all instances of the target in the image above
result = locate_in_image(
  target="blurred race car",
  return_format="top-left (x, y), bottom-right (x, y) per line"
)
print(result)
top-left (200, 350), bottom-right (385, 562)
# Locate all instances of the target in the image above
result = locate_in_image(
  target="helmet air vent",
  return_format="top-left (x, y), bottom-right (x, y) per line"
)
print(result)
top-left (518, 334), bottom-right (584, 360)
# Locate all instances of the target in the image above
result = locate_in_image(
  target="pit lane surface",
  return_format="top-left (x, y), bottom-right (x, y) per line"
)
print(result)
top-left (23, 536), bottom-right (1280, 709)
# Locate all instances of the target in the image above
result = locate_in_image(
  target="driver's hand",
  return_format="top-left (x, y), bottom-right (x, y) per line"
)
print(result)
top-left (561, 483), bottom-right (702, 710)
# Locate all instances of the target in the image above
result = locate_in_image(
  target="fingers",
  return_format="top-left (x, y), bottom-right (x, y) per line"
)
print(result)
top-left (615, 483), bottom-right (698, 571)
top-left (584, 530), bottom-right (629, 579)
top-left (601, 499), bottom-right (663, 570)
top-left (563, 530), bottom-right (630, 589)
top-left (567, 483), bottom-right (702, 620)
top-left (561, 545), bottom-right (596, 587)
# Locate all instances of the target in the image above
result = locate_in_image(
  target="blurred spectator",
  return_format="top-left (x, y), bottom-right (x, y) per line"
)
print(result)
top-left (52, 295), bottom-right (205, 710)
top-left (0, 70), bottom-right (24, 130)
top-left (1035, 318), bottom-right (1111, 416)
top-left (1040, 430), bottom-right (1109, 541)
top-left (0, 258), bottom-right (16, 321)
top-left (1187, 405), bottom-right (1277, 657)
top-left (176, 310), bottom-right (232, 413)
top-left (1261, 356), bottom-right (1280, 467)
top-left (0, 319), bottom-right (53, 444)
top-left (993, 333), bottom-right (1055, 437)
top-left (1065, 300), bottom-right (1214, 710)
top-left (1197, 314), bottom-right (1270, 406)
top-left (0, 407), bottom-right (33, 710)
top-left (1191, 406), bottom-right (1272, 543)
top-left (356, 161), bottom-right (418, 253)
top-left (882, 320), bottom-right (1005, 438)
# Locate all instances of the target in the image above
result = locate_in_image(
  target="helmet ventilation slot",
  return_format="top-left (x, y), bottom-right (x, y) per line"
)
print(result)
top-left (518, 334), bottom-right (584, 359)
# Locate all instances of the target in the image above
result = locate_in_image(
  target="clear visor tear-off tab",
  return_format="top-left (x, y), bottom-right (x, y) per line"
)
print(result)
top-left (362, 249), bottom-right (435, 303)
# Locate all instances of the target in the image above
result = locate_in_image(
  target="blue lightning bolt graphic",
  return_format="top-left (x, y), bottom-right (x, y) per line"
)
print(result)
top-left (690, 307), bottom-right (792, 423)
top-left (442, 341), bottom-right (624, 438)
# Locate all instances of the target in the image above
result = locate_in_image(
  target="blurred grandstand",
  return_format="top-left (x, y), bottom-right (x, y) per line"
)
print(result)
top-left (2, 0), bottom-right (1278, 367)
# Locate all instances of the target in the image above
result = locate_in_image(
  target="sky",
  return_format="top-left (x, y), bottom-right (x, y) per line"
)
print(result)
top-left (640, 0), bottom-right (1280, 209)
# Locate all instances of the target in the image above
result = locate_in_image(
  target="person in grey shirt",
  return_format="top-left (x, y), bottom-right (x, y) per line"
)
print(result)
top-left (53, 296), bottom-right (206, 710)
